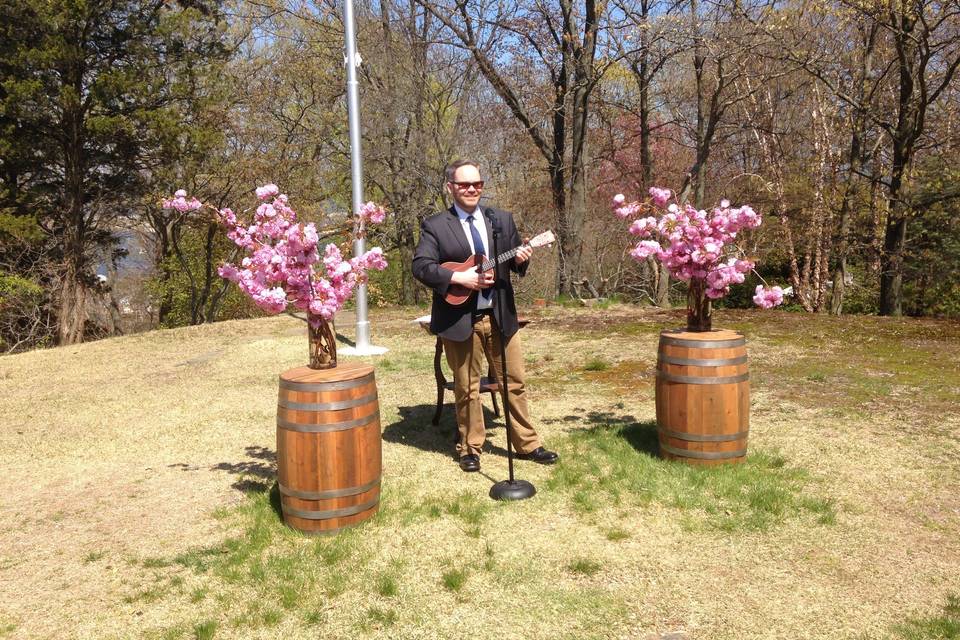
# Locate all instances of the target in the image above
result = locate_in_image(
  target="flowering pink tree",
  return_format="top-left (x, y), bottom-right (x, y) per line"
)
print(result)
top-left (163, 185), bottom-right (388, 368)
top-left (613, 187), bottom-right (783, 331)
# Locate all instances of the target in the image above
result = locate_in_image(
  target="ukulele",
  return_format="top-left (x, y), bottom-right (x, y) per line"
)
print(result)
top-left (442, 230), bottom-right (556, 306)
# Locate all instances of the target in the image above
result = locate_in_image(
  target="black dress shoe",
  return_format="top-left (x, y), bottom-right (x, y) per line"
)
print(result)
top-left (459, 454), bottom-right (480, 472)
top-left (516, 447), bottom-right (559, 464)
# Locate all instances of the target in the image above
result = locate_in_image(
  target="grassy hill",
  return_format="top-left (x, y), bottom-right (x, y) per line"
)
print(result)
top-left (0, 306), bottom-right (958, 639)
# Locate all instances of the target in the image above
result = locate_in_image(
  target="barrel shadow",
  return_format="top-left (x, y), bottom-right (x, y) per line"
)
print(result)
top-left (549, 410), bottom-right (659, 457)
top-left (382, 404), bottom-right (509, 460)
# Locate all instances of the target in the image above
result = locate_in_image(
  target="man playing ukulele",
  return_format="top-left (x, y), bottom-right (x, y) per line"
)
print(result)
top-left (412, 159), bottom-right (559, 472)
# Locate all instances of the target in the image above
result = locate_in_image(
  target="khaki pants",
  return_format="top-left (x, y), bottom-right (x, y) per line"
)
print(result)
top-left (442, 316), bottom-right (541, 458)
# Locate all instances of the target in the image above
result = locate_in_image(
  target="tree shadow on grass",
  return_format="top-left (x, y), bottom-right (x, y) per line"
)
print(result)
top-left (382, 403), bottom-right (510, 460)
top-left (172, 445), bottom-right (278, 495)
top-left (210, 446), bottom-right (283, 519)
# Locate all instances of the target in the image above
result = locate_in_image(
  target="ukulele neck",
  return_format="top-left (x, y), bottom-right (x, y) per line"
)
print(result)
top-left (480, 245), bottom-right (524, 272)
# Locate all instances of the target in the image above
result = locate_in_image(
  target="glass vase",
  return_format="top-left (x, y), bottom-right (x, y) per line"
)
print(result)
top-left (308, 315), bottom-right (337, 369)
top-left (686, 279), bottom-right (712, 332)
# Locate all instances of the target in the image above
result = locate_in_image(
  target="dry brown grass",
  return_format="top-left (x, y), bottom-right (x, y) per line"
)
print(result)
top-left (0, 305), bottom-right (958, 639)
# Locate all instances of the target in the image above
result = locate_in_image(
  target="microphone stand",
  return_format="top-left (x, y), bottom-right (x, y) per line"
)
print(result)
top-left (485, 208), bottom-right (536, 501)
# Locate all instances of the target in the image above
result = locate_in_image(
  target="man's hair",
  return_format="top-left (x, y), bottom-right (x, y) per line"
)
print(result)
top-left (444, 159), bottom-right (481, 182)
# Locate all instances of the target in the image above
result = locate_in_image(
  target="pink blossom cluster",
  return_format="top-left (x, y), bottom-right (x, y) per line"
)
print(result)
top-left (162, 189), bottom-right (202, 213)
top-left (358, 201), bottom-right (387, 224)
top-left (613, 187), bottom-right (780, 305)
top-left (165, 185), bottom-right (388, 326)
top-left (753, 285), bottom-right (784, 309)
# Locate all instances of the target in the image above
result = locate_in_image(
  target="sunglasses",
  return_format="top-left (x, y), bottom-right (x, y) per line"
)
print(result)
top-left (450, 180), bottom-right (485, 190)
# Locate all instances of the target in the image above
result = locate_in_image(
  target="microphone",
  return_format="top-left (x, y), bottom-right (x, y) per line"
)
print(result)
top-left (483, 207), bottom-right (502, 236)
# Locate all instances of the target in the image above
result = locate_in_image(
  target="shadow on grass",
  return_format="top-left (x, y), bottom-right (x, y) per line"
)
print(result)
top-left (576, 410), bottom-right (660, 457)
top-left (171, 445), bottom-right (279, 495)
top-left (546, 414), bottom-right (836, 531)
top-left (382, 404), bottom-right (510, 460)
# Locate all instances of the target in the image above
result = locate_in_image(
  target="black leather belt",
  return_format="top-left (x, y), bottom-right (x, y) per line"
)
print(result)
top-left (472, 309), bottom-right (493, 322)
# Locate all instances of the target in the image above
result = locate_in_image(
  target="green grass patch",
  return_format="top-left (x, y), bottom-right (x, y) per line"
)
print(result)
top-left (324, 572), bottom-right (349, 598)
top-left (567, 558), bottom-right (602, 576)
top-left (893, 594), bottom-right (960, 639)
top-left (483, 542), bottom-right (496, 572)
top-left (546, 417), bottom-right (836, 532)
top-left (605, 528), bottom-right (630, 541)
top-left (142, 557), bottom-right (174, 569)
top-left (154, 625), bottom-right (187, 640)
top-left (442, 567), bottom-right (468, 592)
top-left (260, 609), bottom-right (282, 627)
top-left (538, 585), bottom-right (630, 638)
top-left (192, 620), bottom-right (217, 640)
top-left (303, 610), bottom-right (325, 625)
top-left (371, 351), bottom-right (435, 374)
top-left (83, 550), bottom-right (105, 563)
top-left (123, 585), bottom-right (168, 604)
top-left (444, 491), bottom-right (491, 526)
top-left (391, 489), bottom-right (493, 529)
top-left (376, 572), bottom-right (399, 597)
top-left (362, 606), bottom-right (398, 630)
top-left (131, 481), bottom-right (377, 630)
top-left (583, 357), bottom-right (610, 372)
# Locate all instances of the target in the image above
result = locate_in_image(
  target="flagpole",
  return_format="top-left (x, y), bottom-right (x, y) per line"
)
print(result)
top-left (340, 0), bottom-right (387, 356)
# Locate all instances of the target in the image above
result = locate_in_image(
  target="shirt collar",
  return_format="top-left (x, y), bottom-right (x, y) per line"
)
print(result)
top-left (453, 202), bottom-right (481, 221)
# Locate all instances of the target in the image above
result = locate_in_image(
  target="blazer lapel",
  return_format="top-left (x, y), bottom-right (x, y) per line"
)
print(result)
top-left (444, 206), bottom-right (472, 259)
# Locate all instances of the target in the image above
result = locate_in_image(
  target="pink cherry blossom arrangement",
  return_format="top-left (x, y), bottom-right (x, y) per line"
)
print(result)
top-left (613, 187), bottom-right (783, 330)
top-left (163, 185), bottom-right (388, 326)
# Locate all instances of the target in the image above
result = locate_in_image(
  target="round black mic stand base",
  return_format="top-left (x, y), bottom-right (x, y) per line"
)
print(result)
top-left (490, 479), bottom-right (536, 501)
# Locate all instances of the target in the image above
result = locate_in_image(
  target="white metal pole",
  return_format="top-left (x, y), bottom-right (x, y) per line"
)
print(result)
top-left (341, 0), bottom-right (386, 356)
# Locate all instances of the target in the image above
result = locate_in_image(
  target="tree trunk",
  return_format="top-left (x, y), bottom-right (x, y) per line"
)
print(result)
top-left (655, 261), bottom-right (671, 307)
top-left (550, 154), bottom-right (569, 295)
top-left (58, 84), bottom-right (88, 345)
top-left (632, 9), bottom-right (669, 308)
top-left (57, 254), bottom-right (87, 345)
top-left (398, 227), bottom-right (416, 305)
top-left (879, 203), bottom-right (907, 316)
top-left (879, 6), bottom-right (921, 316)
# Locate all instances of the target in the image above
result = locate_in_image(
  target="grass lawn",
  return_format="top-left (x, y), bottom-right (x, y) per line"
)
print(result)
top-left (0, 305), bottom-right (958, 639)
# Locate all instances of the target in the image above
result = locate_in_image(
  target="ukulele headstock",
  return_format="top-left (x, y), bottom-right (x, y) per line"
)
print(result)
top-left (527, 230), bottom-right (556, 248)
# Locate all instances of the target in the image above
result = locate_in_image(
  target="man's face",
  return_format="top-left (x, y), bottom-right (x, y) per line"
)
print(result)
top-left (447, 164), bottom-right (484, 212)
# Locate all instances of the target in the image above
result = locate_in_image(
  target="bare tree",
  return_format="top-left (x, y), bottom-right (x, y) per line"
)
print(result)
top-left (362, 0), bottom-right (475, 304)
top-left (750, 0), bottom-right (960, 315)
top-left (609, 0), bottom-right (682, 305)
top-left (413, 0), bottom-right (612, 295)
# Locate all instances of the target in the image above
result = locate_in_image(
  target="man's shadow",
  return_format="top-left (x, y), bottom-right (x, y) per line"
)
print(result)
top-left (382, 403), bottom-right (511, 460)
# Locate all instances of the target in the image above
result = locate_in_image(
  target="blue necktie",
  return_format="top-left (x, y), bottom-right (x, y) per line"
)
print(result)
top-left (466, 214), bottom-right (492, 302)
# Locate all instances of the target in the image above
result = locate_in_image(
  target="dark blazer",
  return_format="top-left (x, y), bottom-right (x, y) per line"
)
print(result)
top-left (412, 205), bottom-right (528, 341)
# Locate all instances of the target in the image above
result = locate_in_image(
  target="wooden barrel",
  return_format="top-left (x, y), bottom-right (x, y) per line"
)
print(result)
top-left (276, 362), bottom-right (381, 534)
top-left (655, 329), bottom-right (749, 465)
